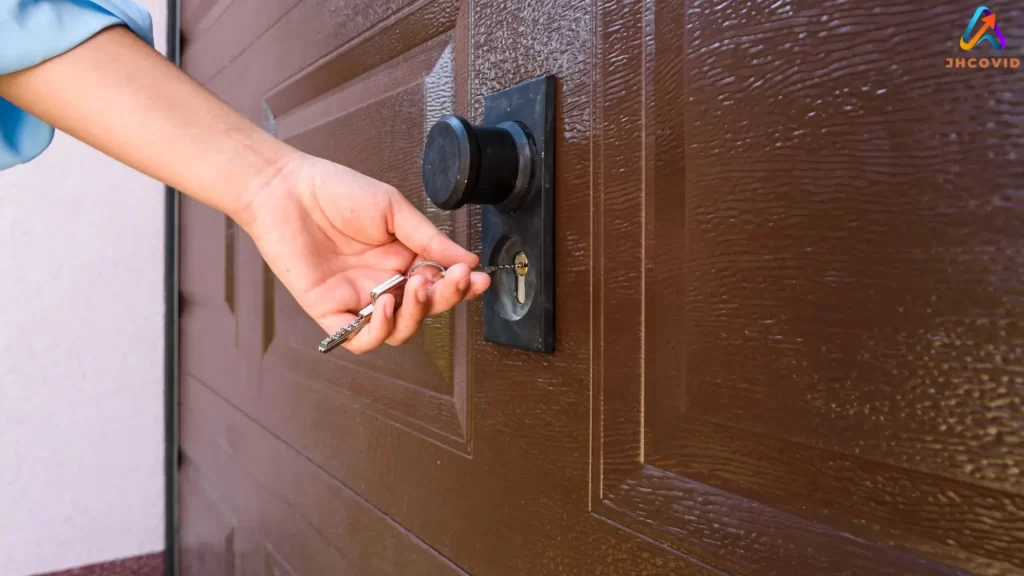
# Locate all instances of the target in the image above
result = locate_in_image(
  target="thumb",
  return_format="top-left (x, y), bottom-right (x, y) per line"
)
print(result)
top-left (388, 190), bottom-right (478, 268)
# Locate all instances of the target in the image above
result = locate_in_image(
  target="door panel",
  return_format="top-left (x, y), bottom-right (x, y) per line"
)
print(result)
top-left (179, 0), bottom-right (1024, 574)
top-left (180, 376), bottom-right (466, 575)
top-left (594, 1), bottom-right (1024, 574)
top-left (264, 30), bottom-right (469, 447)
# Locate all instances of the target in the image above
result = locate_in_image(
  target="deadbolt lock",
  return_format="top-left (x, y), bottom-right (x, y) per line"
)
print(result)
top-left (421, 75), bottom-right (555, 353)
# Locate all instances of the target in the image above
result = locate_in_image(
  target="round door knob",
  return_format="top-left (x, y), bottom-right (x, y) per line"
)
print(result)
top-left (421, 114), bottom-right (533, 212)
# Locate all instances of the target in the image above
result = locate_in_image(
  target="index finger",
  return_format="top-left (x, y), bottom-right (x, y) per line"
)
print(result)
top-left (388, 191), bottom-right (478, 268)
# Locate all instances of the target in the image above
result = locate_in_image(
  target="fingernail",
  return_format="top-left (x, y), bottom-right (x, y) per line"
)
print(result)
top-left (458, 277), bottom-right (470, 292)
top-left (417, 287), bottom-right (428, 303)
top-left (384, 297), bottom-right (394, 320)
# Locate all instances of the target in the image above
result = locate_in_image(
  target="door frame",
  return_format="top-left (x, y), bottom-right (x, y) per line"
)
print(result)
top-left (164, 0), bottom-right (181, 573)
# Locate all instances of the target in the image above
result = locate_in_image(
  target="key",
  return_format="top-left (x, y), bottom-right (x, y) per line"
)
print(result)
top-left (316, 259), bottom-right (527, 353)
top-left (407, 261), bottom-right (526, 277)
top-left (318, 273), bottom-right (408, 353)
top-left (318, 262), bottom-right (450, 353)
top-left (471, 263), bottom-right (527, 275)
top-left (513, 252), bottom-right (529, 303)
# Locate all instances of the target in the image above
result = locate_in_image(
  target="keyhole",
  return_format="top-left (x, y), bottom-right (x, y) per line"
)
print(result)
top-left (514, 252), bottom-right (529, 304)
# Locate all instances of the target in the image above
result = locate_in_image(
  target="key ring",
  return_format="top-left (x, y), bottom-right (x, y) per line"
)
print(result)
top-left (318, 261), bottom-right (452, 354)
top-left (408, 261), bottom-right (447, 276)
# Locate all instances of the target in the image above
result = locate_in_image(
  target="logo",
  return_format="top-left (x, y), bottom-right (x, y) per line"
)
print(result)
top-left (946, 6), bottom-right (1018, 69)
top-left (960, 6), bottom-right (1006, 50)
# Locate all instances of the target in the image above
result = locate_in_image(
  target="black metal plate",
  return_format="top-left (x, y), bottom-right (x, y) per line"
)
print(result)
top-left (480, 75), bottom-right (555, 353)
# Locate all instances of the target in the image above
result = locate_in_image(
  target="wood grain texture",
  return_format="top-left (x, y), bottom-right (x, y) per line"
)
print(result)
top-left (178, 0), bottom-right (1024, 574)
top-left (681, 0), bottom-right (1024, 494)
top-left (680, 0), bottom-right (1023, 571)
top-left (594, 0), bottom-right (1024, 574)
top-left (650, 421), bottom-right (1024, 573)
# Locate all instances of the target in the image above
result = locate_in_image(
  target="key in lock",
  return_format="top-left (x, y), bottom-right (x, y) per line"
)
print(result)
top-left (513, 251), bottom-right (529, 303)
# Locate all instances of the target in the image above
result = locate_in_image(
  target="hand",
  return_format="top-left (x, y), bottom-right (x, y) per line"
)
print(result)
top-left (242, 152), bottom-right (491, 354)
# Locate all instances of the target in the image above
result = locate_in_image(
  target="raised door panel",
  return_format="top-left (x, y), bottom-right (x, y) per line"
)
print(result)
top-left (593, 1), bottom-right (1024, 575)
top-left (180, 0), bottom-right (482, 573)
top-left (261, 28), bottom-right (472, 450)
top-left (235, 4), bottom-right (495, 558)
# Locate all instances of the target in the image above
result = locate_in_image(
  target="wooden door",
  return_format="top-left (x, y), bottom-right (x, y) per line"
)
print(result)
top-left (177, 0), bottom-right (1024, 574)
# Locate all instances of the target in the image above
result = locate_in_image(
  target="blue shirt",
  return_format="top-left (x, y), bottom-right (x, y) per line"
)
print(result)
top-left (0, 0), bottom-right (153, 170)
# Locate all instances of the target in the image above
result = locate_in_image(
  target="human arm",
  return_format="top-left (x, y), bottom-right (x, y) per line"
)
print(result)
top-left (0, 25), bottom-right (490, 352)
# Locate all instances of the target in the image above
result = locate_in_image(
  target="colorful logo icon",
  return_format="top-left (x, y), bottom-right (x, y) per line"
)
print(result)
top-left (961, 6), bottom-right (1006, 50)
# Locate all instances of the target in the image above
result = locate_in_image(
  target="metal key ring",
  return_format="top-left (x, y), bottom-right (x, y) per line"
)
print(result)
top-left (408, 261), bottom-right (447, 276)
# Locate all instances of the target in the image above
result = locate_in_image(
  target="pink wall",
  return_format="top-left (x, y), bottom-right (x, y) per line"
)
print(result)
top-left (0, 3), bottom-right (168, 573)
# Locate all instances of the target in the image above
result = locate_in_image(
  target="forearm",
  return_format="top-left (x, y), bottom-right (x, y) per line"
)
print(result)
top-left (0, 25), bottom-right (294, 226)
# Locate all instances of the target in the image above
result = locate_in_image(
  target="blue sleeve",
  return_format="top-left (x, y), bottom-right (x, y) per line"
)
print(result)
top-left (0, 0), bottom-right (154, 170)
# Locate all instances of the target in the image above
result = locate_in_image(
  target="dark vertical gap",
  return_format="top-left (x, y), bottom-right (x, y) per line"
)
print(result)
top-left (262, 262), bottom-right (276, 354)
top-left (164, 0), bottom-right (181, 573)
top-left (225, 219), bottom-right (236, 312)
top-left (224, 530), bottom-right (236, 576)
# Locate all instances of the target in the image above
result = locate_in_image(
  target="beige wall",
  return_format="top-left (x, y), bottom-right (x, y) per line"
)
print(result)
top-left (0, 3), bottom-right (168, 574)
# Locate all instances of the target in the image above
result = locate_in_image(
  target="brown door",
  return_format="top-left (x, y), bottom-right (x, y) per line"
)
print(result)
top-left (176, 1), bottom-right (1024, 574)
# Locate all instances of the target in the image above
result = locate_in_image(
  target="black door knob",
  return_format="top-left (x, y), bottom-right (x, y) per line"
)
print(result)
top-left (421, 114), bottom-right (533, 212)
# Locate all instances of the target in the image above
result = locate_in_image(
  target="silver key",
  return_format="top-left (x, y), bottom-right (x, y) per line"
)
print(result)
top-left (412, 260), bottom-right (525, 277)
top-left (468, 263), bottom-right (527, 275)
top-left (407, 260), bottom-right (526, 277)
top-left (317, 261), bottom-right (451, 353)
top-left (316, 259), bottom-right (526, 353)
top-left (318, 273), bottom-right (409, 353)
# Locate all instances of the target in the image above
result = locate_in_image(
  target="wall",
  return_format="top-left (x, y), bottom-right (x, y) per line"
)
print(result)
top-left (0, 2), bottom-right (168, 574)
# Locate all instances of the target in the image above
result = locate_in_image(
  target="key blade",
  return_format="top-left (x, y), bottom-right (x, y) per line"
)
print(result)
top-left (319, 321), bottom-right (363, 353)
top-left (474, 263), bottom-right (527, 274)
top-left (318, 273), bottom-right (404, 354)
top-left (318, 309), bottom-right (373, 353)
top-left (319, 333), bottom-right (349, 353)
top-left (319, 323), bottom-right (358, 353)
